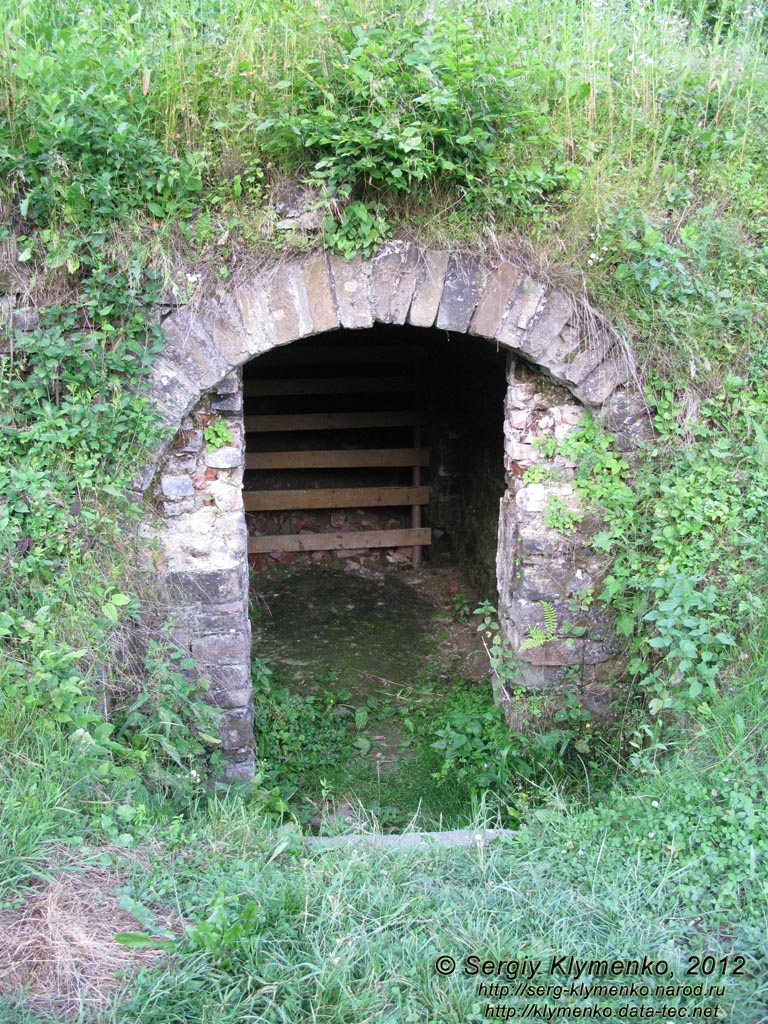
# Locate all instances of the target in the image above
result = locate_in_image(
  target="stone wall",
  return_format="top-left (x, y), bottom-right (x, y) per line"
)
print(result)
top-left (133, 243), bottom-right (649, 773)
top-left (498, 361), bottom-right (628, 713)
top-left (138, 373), bottom-right (254, 777)
top-left (426, 334), bottom-right (508, 599)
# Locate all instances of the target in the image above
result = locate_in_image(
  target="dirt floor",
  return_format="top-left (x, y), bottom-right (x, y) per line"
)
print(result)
top-left (250, 559), bottom-right (491, 767)
top-left (252, 559), bottom-right (487, 700)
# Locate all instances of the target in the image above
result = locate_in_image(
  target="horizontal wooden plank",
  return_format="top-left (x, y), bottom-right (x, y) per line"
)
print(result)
top-left (248, 528), bottom-right (432, 554)
top-left (244, 486), bottom-right (430, 511)
top-left (245, 448), bottom-right (431, 470)
top-left (244, 376), bottom-right (417, 397)
top-left (253, 345), bottom-right (427, 366)
top-left (244, 411), bottom-right (426, 432)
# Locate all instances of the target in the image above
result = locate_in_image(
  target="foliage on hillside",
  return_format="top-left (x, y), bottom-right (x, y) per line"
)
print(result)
top-left (1, 0), bottom-right (768, 1019)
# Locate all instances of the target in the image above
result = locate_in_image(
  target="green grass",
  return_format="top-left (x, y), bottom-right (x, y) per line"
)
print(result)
top-left (2, 0), bottom-right (768, 1019)
top-left (38, 712), bottom-right (768, 1021)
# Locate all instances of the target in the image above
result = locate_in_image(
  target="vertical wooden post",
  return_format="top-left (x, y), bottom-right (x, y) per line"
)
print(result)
top-left (411, 424), bottom-right (423, 568)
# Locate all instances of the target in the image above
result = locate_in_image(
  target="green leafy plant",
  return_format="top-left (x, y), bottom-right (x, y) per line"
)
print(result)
top-left (0, 23), bottom-right (203, 236)
top-left (203, 419), bottom-right (234, 450)
top-left (545, 495), bottom-right (584, 534)
top-left (255, 11), bottom-right (566, 244)
top-left (520, 601), bottom-right (558, 651)
top-left (251, 661), bottom-right (354, 802)
top-left (323, 201), bottom-right (391, 260)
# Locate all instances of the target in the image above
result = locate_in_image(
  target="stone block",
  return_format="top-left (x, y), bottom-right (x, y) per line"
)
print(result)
top-left (599, 387), bottom-right (652, 449)
top-left (210, 312), bottom-right (248, 367)
top-left (219, 707), bottom-right (255, 752)
top-left (235, 281), bottom-right (276, 356)
top-left (517, 561), bottom-right (582, 602)
top-left (508, 596), bottom-right (572, 633)
top-left (299, 253), bottom-right (339, 334)
top-left (408, 251), bottom-right (449, 327)
top-left (521, 638), bottom-right (583, 667)
top-left (517, 480), bottom-right (582, 518)
top-left (519, 290), bottom-right (573, 363)
top-left (167, 454), bottom-right (197, 475)
top-left (162, 497), bottom-right (195, 516)
top-left (328, 255), bottom-right (374, 329)
top-left (202, 679), bottom-right (252, 709)
top-left (496, 278), bottom-right (547, 349)
top-left (211, 393), bottom-right (243, 413)
top-left (161, 309), bottom-right (230, 391)
top-left (571, 348), bottom-right (630, 406)
top-left (504, 441), bottom-right (539, 465)
top-left (192, 630), bottom-right (250, 663)
top-left (517, 510), bottom-right (583, 548)
top-left (371, 242), bottom-right (419, 324)
top-left (166, 568), bottom-right (246, 606)
top-left (543, 333), bottom-right (609, 391)
top-left (148, 354), bottom-right (199, 427)
top-left (517, 535), bottom-right (564, 558)
top-left (12, 309), bottom-right (38, 331)
top-left (220, 752), bottom-right (256, 778)
top-left (132, 462), bottom-right (157, 493)
top-left (265, 267), bottom-right (308, 344)
top-left (215, 373), bottom-right (240, 395)
top-left (469, 263), bottom-right (522, 339)
top-left (506, 408), bottom-right (531, 430)
top-left (206, 445), bottom-right (242, 470)
top-left (436, 255), bottom-right (483, 333)
top-left (195, 608), bottom-right (250, 633)
top-left (208, 479), bottom-right (242, 513)
top-left (161, 475), bottom-right (194, 498)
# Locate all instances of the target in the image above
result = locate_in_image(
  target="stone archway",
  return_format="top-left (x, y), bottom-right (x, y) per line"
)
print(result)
top-left (137, 243), bottom-right (648, 776)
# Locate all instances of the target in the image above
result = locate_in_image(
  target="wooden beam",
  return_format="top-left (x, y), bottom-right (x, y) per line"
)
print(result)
top-left (411, 423), bottom-right (423, 570)
top-left (248, 528), bottom-right (432, 554)
top-left (252, 345), bottom-right (427, 366)
top-left (244, 486), bottom-right (430, 511)
top-left (244, 411), bottom-right (426, 433)
top-left (243, 376), bottom-right (417, 397)
top-left (245, 448), bottom-right (431, 470)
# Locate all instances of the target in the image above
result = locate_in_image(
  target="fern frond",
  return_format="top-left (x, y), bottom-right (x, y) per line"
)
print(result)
top-left (521, 602), bottom-right (558, 651)
top-left (521, 626), bottom-right (547, 651)
top-left (543, 601), bottom-right (557, 637)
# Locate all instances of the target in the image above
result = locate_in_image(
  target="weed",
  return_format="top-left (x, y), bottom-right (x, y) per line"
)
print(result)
top-left (202, 418), bottom-right (233, 450)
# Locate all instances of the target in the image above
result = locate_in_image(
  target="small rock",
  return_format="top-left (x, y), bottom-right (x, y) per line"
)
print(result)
top-left (161, 475), bottom-right (194, 498)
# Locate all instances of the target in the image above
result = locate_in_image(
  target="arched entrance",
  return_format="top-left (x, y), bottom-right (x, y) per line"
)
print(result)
top-left (137, 244), bottom-right (647, 776)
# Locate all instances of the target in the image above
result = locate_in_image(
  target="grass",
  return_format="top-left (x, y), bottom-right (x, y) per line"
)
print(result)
top-left (2, 0), bottom-right (768, 1019)
top-left (4, 727), bottom-right (767, 1021)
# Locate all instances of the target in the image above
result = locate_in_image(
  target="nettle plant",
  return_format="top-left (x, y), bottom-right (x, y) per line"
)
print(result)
top-left (0, 22), bottom-right (203, 262)
top-left (545, 392), bottom-right (767, 752)
top-left (257, 14), bottom-right (573, 254)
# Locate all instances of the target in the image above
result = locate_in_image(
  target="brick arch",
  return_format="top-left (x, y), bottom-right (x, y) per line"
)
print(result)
top-left (139, 244), bottom-right (646, 776)
top-left (148, 245), bottom-right (633, 428)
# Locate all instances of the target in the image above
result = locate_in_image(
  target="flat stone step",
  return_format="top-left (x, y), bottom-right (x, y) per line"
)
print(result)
top-left (304, 828), bottom-right (516, 850)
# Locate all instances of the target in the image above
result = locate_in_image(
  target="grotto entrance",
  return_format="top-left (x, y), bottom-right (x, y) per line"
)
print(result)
top-left (141, 247), bottom-right (642, 779)
top-left (242, 324), bottom-right (507, 826)
top-left (242, 323), bottom-right (508, 592)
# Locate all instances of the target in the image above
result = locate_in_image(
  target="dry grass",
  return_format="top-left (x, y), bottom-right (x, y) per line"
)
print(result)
top-left (0, 863), bottom-right (174, 1022)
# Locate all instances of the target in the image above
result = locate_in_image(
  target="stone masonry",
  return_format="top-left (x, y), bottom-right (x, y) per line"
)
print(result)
top-left (138, 373), bottom-right (253, 776)
top-left (498, 362), bottom-right (629, 714)
top-left (134, 242), bottom-right (650, 774)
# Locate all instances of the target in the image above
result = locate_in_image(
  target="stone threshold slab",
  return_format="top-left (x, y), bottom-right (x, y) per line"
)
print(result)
top-left (303, 828), bottom-right (517, 850)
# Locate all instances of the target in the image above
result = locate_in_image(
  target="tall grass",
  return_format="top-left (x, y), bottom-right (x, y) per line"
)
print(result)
top-left (2, 0), bottom-right (766, 196)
